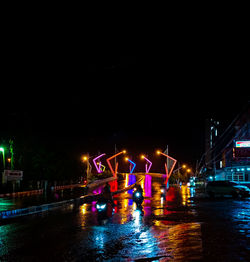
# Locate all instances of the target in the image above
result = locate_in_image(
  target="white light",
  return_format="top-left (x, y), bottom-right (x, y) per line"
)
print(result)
top-left (136, 192), bottom-right (140, 197)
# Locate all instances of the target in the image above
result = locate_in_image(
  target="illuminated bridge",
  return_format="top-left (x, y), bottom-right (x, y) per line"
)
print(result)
top-left (83, 149), bottom-right (177, 187)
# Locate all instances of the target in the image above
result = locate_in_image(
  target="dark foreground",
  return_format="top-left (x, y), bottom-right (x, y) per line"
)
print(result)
top-left (0, 175), bottom-right (250, 261)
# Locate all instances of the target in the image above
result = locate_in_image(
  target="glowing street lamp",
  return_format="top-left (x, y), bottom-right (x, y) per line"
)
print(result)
top-left (106, 150), bottom-right (126, 177)
top-left (141, 155), bottom-right (152, 173)
top-left (156, 150), bottom-right (177, 185)
top-left (82, 154), bottom-right (92, 180)
top-left (125, 157), bottom-right (136, 174)
top-left (0, 147), bottom-right (5, 170)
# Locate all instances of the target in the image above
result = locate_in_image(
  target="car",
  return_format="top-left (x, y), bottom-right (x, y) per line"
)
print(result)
top-left (206, 181), bottom-right (250, 198)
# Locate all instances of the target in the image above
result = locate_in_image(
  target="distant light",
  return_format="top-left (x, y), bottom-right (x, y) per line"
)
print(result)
top-left (209, 176), bottom-right (213, 180)
top-left (241, 168), bottom-right (245, 171)
top-left (235, 141), bottom-right (250, 148)
top-left (0, 147), bottom-right (4, 152)
top-left (247, 168), bottom-right (250, 171)
top-left (82, 156), bottom-right (88, 161)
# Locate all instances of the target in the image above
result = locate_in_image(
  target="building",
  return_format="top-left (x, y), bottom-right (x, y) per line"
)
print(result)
top-left (202, 102), bottom-right (250, 184)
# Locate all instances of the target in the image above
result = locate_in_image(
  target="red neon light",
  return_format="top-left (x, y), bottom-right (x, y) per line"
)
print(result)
top-left (106, 151), bottom-right (125, 177)
top-left (159, 151), bottom-right (177, 184)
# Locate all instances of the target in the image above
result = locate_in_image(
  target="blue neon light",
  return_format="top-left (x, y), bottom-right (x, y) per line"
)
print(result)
top-left (128, 159), bottom-right (136, 173)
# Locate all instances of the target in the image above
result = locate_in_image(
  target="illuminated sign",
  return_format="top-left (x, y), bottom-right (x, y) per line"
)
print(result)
top-left (235, 141), bottom-right (250, 148)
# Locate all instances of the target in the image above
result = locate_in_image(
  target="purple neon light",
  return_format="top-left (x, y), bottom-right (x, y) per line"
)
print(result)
top-left (93, 153), bottom-right (106, 173)
top-left (144, 157), bottom-right (152, 173)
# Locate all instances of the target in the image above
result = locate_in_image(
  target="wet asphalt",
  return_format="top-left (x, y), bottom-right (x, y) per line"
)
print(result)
top-left (0, 175), bottom-right (250, 261)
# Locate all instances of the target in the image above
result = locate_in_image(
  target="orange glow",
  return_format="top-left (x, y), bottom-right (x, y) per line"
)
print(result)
top-left (157, 151), bottom-right (177, 184)
top-left (82, 156), bottom-right (88, 162)
top-left (106, 151), bottom-right (126, 177)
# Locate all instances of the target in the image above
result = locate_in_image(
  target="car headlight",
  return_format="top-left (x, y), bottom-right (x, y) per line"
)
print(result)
top-left (96, 204), bottom-right (107, 210)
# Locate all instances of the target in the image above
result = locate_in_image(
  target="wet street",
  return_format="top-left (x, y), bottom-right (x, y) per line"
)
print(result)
top-left (0, 174), bottom-right (250, 261)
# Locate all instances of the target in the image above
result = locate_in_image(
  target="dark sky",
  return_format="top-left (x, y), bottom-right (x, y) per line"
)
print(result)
top-left (1, 19), bottom-right (250, 168)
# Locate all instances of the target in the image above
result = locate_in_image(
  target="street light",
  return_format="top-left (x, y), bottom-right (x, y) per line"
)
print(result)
top-left (141, 155), bottom-right (152, 173)
top-left (156, 150), bottom-right (177, 185)
top-left (82, 154), bottom-right (92, 181)
top-left (106, 150), bottom-right (126, 177)
top-left (0, 147), bottom-right (5, 170)
top-left (124, 157), bottom-right (136, 174)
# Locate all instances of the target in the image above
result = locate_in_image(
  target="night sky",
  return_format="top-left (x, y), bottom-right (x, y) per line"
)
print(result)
top-left (2, 24), bottom-right (249, 169)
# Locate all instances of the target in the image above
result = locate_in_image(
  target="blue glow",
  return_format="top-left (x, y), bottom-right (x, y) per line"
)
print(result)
top-left (96, 204), bottom-right (106, 210)
top-left (128, 159), bottom-right (136, 173)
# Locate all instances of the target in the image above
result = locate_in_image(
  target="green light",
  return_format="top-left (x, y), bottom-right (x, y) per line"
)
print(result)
top-left (0, 146), bottom-right (5, 169)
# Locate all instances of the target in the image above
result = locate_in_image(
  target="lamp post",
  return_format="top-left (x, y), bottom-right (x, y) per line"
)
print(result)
top-left (156, 150), bottom-right (177, 185)
top-left (125, 157), bottom-right (136, 174)
top-left (82, 154), bottom-right (92, 181)
top-left (141, 155), bottom-right (152, 173)
top-left (106, 150), bottom-right (126, 177)
top-left (0, 147), bottom-right (5, 170)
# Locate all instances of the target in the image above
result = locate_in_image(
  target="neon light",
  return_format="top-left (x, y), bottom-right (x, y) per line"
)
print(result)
top-left (93, 153), bottom-right (106, 173)
top-left (144, 174), bottom-right (152, 197)
top-left (144, 157), bottom-right (152, 173)
top-left (235, 141), bottom-right (250, 148)
top-left (128, 159), bottom-right (136, 173)
top-left (97, 162), bottom-right (106, 172)
top-left (158, 151), bottom-right (177, 184)
top-left (106, 150), bottom-right (126, 177)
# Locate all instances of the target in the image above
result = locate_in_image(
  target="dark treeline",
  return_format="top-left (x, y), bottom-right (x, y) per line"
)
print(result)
top-left (0, 134), bottom-right (84, 192)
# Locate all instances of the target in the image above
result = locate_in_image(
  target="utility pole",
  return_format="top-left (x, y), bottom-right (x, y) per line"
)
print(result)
top-left (9, 139), bottom-right (14, 170)
top-left (164, 145), bottom-right (169, 173)
top-left (114, 144), bottom-right (117, 172)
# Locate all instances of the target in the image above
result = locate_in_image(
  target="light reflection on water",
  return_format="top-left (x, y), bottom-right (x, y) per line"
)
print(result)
top-left (77, 175), bottom-right (203, 260)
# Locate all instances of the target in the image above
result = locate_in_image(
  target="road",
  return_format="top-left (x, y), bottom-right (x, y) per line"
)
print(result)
top-left (0, 174), bottom-right (250, 261)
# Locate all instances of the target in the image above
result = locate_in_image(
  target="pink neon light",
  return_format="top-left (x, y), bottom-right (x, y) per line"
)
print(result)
top-left (144, 157), bottom-right (152, 173)
top-left (93, 153), bottom-right (106, 173)
top-left (159, 151), bottom-right (177, 185)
